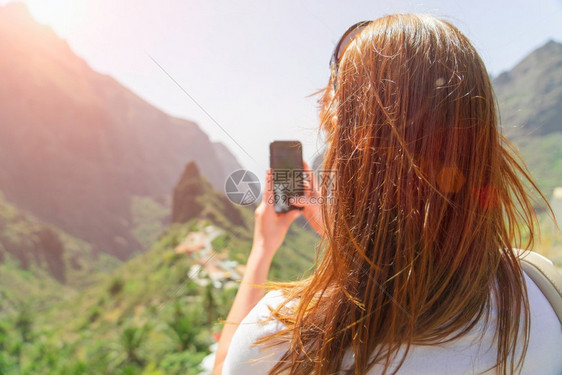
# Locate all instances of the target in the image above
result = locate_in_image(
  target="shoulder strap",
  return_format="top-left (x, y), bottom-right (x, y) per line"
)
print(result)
top-left (514, 249), bottom-right (562, 326)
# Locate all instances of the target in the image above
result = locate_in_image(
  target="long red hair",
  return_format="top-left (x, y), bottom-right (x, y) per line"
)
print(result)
top-left (258, 14), bottom-right (547, 374)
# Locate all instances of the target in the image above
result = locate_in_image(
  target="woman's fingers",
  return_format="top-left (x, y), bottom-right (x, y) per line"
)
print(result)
top-left (281, 207), bottom-right (302, 225)
top-left (302, 161), bottom-right (320, 197)
top-left (263, 168), bottom-right (274, 205)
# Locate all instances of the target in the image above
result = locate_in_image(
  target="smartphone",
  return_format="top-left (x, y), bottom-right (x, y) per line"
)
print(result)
top-left (269, 141), bottom-right (305, 214)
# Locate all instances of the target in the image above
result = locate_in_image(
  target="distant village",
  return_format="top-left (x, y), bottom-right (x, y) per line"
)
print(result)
top-left (173, 225), bottom-right (244, 290)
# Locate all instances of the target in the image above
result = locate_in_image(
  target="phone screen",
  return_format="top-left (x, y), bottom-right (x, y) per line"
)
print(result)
top-left (270, 141), bottom-right (304, 213)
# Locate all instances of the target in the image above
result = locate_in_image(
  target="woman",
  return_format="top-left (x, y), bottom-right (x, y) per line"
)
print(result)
top-left (213, 14), bottom-right (562, 374)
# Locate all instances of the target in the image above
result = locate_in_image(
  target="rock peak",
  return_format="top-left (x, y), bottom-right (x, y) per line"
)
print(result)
top-left (172, 161), bottom-right (205, 224)
top-left (1, 2), bottom-right (34, 21)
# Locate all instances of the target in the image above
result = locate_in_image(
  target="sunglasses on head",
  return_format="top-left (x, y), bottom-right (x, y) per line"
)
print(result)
top-left (330, 20), bottom-right (372, 91)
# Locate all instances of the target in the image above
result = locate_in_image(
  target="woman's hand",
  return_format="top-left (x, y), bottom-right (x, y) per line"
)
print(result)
top-left (212, 169), bottom-right (301, 375)
top-left (252, 168), bottom-right (302, 258)
top-left (289, 161), bottom-right (325, 237)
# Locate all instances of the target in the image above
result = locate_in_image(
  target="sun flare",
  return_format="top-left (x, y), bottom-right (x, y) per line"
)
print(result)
top-left (23, 0), bottom-right (87, 35)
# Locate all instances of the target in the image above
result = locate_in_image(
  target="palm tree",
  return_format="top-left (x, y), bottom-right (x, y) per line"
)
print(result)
top-left (203, 282), bottom-right (216, 325)
top-left (120, 324), bottom-right (148, 367)
top-left (166, 302), bottom-right (201, 352)
top-left (14, 305), bottom-right (32, 343)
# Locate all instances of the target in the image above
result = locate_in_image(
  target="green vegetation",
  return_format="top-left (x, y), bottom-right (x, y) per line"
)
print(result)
top-left (493, 40), bottom-right (562, 207)
top-left (493, 41), bottom-right (562, 264)
top-left (0, 211), bottom-right (317, 374)
top-left (0, 193), bottom-right (122, 316)
top-left (512, 133), bottom-right (562, 201)
top-left (131, 196), bottom-right (170, 251)
top-left (1, 193), bottom-right (557, 373)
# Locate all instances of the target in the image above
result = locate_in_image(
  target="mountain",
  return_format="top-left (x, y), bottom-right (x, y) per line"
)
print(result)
top-left (0, 2), bottom-right (241, 259)
top-left (493, 40), bottom-right (562, 198)
top-left (494, 40), bottom-right (562, 138)
top-left (0, 192), bottom-right (69, 315)
top-left (172, 161), bottom-right (245, 228)
top-left (0, 191), bottom-right (121, 316)
top-left (212, 141), bottom-right (244, 179)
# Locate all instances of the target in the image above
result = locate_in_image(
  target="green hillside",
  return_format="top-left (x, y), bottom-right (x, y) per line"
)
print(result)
top-left (494, 40), bottom-right (562, 198)
top-left (0, 167), bottom-right (318, 375)
top-left (494, 40), bottom-right (562, 139)
top-left (510, 133), bottom-right (562, 203)
top-left (0, 222), bottom-right (317, 374)
top-left (0, 192), bottom-right (121, 317)
top-left (492, 40), bottom-right (562, 267)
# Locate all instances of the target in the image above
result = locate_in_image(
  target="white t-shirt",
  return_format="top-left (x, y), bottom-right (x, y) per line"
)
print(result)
top-left (222, 272), bottom-right (562, 374)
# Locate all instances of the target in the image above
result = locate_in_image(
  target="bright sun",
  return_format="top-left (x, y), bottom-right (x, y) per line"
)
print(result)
top-left (22, 0), bottom-right (87, 36)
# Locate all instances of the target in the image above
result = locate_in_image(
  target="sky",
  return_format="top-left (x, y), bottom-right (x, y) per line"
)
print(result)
top-left (2, 0), bottom-right (562, 181)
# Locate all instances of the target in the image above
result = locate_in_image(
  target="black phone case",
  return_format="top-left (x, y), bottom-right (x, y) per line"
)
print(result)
top-left (269, 141), bottom-right (305, 214)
